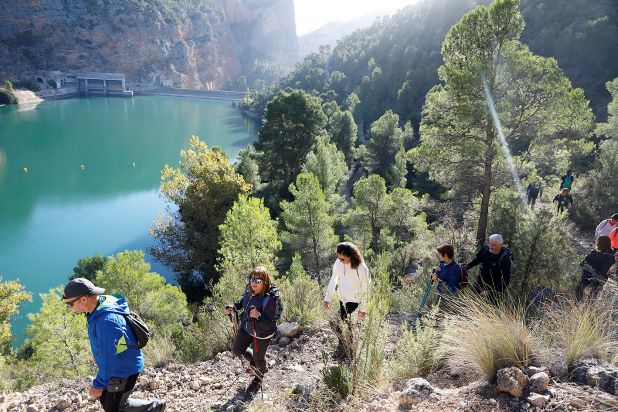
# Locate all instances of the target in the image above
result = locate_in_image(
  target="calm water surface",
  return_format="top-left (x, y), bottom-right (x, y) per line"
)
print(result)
top-left (0, 95), bottom-right (258, 339)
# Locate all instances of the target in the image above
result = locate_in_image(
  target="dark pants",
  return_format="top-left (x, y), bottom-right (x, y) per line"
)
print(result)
top-left (100, 374), bottom-right (138, 412)
top-left (99, 374), bottom-right (165, 412)
top-left (575, 272), bottom-right (605, 301)
top-left (232, 327), bottom-right (271, 380)
top-left (527, 194), bottom-right (538, 208)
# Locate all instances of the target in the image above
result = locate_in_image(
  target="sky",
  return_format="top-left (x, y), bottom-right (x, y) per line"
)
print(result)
top-left (294, 0), bottom-right (417, 36)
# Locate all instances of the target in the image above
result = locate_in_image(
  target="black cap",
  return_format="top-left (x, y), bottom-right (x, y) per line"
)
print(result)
top-left (611, 214), bottom-right (618, 221)
top-left (62, 278), bottom-right (105, 299)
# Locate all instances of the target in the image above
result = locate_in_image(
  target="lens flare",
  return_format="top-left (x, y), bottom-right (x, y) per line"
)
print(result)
top-left (481, 76), bottom-right (527, 206)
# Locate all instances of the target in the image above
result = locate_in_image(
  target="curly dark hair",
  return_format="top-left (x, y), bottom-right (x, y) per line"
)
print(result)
top-left (336, 242), bottom-right (364, 269)
top-left (248, 266), bottom-right (271, 295)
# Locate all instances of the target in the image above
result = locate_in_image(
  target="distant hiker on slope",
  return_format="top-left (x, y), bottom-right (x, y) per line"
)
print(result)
top-left (63, 278), bottom-right (165, 412)
top-left (323, 242), bottom-right (371, 360)
top-left (525, 180), bottom-right (542, 209)
top-left (553, 188), bottom-right (574, 214)
top-left (465, 234), bottom-right (513, 302)
top-left (560, 169), bottom-right (574, 191)
top-left (595, 213), bottom-right (618, 238)
top-left (225, 267), bottom-right (282, 394)
top-left (575, 235), bottom-right (615, 301)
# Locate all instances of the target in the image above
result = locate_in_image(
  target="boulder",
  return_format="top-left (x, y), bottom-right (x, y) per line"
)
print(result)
top-left (398, 378), bottom-right (440, 409)
top-left (278, 337), bottom-right (291, 347)
top-left (497, 367), bottom-right (528, 398)
top-left (529, 372), bottom-right (550, 393)
top-left (278, 322), bottom-right (303, 338)
top-left (571, 359), bottom-right (618, 396)
top-left (527, 286), bottom-right (556, 308)
top-left (527, 392), bottom-right (550, 408)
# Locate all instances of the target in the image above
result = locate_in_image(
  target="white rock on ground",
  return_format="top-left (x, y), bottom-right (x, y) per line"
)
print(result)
top-left (527, 392), bottom-right (550, 408)
top-left (528, 372), bottom-right (549, 393)
top-left (398, 377), bottom-right (440, 409)
top-left (277, 322), bottom-right (303, 338)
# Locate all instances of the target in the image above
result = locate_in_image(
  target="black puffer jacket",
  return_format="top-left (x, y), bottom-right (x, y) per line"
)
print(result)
top-left (233, 285), bottom-right (282, 339)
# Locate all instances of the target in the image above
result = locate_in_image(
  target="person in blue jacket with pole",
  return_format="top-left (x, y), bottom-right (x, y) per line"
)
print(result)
top-left (63, 278), bottom-right (165, 412)
top-left (432, 244), bottom-right (463, 302)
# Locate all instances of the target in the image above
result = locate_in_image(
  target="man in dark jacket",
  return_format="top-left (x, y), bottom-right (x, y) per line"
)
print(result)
top-left (465, 234), bottom-right (513, 299)
top-left (526, 181), bottom-right (541, 209)
top-left (63, 278), bottom-right (165, 412)
top-left (553, 188), bottom-right (574, 214)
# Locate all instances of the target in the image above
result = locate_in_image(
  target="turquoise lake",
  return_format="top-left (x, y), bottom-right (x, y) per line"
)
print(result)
top-left (0, 95), bottom-right (259, 339)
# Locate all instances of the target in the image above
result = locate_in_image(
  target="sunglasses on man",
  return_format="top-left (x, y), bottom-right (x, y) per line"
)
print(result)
top-left (248, 277), bottom-right (263, 284)
top-left (65, 295), bottom-right (84, 307)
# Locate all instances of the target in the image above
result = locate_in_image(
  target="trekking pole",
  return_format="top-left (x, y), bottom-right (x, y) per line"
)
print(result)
top-left (412, 275), bottom-right (434, 333)
top-left (251, 316), bottom-right (265, 401)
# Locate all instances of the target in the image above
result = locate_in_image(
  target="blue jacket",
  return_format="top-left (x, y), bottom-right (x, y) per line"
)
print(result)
top-left (234, 285), bottom-right (281, 339)
top-left (437, 260), bottom-right (462, 296)
top-left (87, 295), bottom-right (143, 390)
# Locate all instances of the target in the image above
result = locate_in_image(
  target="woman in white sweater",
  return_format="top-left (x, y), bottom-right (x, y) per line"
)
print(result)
top-left (323, 242), bottom-right (371, 359)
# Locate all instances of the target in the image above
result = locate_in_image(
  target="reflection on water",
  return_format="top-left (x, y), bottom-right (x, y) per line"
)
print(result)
top-left (0, 95), bottom-right (259, 340)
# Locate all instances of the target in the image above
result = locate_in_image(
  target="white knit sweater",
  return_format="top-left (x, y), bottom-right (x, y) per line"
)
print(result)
top-left (323, 259), bottom-right (371, 312)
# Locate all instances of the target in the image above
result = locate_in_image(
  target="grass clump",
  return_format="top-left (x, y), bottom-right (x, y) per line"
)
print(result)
top-left (540, 297), bottom-right (617, 370)
top-left (442, 293), bottom-right (537, 381)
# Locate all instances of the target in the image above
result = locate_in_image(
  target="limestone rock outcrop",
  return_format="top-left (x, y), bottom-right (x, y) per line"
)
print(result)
top-left (0, 0), bottom-right (298, 88)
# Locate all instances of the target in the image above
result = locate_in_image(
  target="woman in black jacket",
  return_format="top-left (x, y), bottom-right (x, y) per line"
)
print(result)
top-left (225, 266), bottom-right (282, 393)
top-left (575, 235), bottom-right (615, 301)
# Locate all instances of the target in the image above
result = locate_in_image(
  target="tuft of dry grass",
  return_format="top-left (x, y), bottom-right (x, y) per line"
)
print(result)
top-left (540, 297), bottom-right (617, 369)
top-left (441, 293), bottom-right (537, 381)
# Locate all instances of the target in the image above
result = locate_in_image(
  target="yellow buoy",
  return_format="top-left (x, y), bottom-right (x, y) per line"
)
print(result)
top-left (80, 164), bottom-right (85, 171)
top-left (23, 167), bottom-right (28, 173)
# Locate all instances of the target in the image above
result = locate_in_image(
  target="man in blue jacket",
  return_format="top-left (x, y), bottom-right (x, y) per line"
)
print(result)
top-left (63, 278), bottom-right (165, 412)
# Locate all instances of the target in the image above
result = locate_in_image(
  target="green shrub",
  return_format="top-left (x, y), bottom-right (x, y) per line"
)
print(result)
top-left (47, 79), bottom-right (57, 89)
top-left (349, 254), bottom-right (391, 390)
top-left (279, 254), bottom-right (323, 326)
top-left (488, 189), bottom-right (581, 298)
top-left (388, 307), bottom-right (445, 382)
top-left (321, 351), bottom-right (353, 398)
top-left (0, 88), bottom-right (17, 105)
top-left (23, 288), bottom-right (94, 386)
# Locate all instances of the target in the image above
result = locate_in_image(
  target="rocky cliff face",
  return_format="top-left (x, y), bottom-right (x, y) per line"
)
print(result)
top-left (0, 0), bottom-right (298, 89)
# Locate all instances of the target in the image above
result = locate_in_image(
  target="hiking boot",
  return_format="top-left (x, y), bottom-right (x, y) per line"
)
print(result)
top-left (246, 377), bottom-right (262, 393)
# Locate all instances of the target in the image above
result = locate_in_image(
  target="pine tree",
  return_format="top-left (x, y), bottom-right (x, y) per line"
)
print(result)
top-left (280, 173), bottom-right (338, 282)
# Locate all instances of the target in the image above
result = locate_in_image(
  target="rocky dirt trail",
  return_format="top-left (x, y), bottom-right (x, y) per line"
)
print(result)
top-left (2, 314), bottom-right (618, 412)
